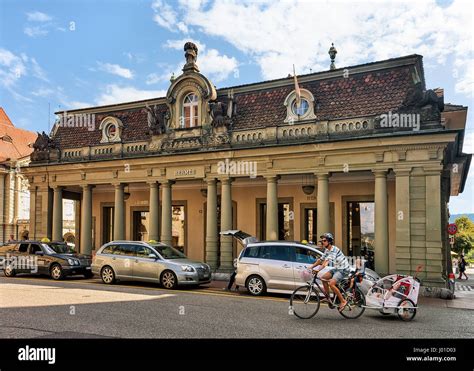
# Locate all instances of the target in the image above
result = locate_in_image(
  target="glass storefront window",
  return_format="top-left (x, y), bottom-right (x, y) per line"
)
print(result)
top-left (172, 205), bottom-right (186, 252)
top-left (347, 201), bottom-right (375, 269)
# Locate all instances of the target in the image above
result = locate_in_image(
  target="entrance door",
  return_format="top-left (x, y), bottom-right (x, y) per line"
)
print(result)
top-left (346, 201), bottom-right (375, 269)
top-left (172, 205), bottom-right (186, 253)
top-left (258, 201), bottom-right (293, 241)
top-left (102, 206), bottom-right (114, 244)
top-left (303, 207), bottom-right (317, 243)
top-left (132, 211), bottom-right (150, 241)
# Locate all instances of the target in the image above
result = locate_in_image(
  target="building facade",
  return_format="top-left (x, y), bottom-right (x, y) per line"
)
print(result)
top-left (23, 43), bottom-right (471, 287)
top-left (0, 108), bottom-right (37, 243)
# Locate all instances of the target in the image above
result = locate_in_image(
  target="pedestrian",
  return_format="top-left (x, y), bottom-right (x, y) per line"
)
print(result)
top-left (458, 255), bottom-right (469, 280)
top-left (225, 258), bottom-right (239, 291)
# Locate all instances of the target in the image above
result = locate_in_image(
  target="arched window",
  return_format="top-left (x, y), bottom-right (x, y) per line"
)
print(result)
top-left (182, 93), bottom-right (199, 128)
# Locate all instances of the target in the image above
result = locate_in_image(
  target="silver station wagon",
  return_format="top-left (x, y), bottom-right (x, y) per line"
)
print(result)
top-left (221, 230), bottom-right (380, 296)
top-left (92, 240), bottom-right (211, 289)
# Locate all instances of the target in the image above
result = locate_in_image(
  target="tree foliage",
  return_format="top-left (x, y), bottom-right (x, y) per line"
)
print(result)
top-left (453, 216), bottom-right (474, 255)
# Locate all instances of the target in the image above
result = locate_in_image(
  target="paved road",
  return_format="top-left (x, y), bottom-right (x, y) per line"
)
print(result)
top-left (0, 276), bottom-right (473, 339)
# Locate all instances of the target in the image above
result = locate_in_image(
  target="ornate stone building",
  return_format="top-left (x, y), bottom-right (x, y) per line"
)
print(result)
top-left (0, 108), bottom-right (37, 243)
top-left (23, 42), bottom-right (471, 287)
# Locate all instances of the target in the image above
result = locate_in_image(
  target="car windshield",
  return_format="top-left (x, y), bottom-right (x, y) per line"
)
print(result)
top-left (150, 244), bottom-right (186, 259)
top-left (43, 243), bottom-right (76, 254)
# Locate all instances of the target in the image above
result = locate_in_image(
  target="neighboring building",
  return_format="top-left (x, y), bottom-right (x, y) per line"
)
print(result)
top-left (0, 108), bottom-right (37, 243)
top-left (23, 43), bottom-right (471, 287)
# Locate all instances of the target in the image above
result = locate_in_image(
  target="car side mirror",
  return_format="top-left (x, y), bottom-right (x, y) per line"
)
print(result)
top-left (148, 254), bottom-right (158, 259)
top-left (35, 251), bottom-right (44, 256)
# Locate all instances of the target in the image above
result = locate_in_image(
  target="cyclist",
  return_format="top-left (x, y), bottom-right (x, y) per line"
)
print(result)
top-left (308, 232), bottom-right (351, 312)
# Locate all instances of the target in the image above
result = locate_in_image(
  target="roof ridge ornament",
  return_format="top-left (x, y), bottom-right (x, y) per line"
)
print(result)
top-left (328, 43), bottom-right (337, 70)
top-left (183, 41), bottom-right (200, 73)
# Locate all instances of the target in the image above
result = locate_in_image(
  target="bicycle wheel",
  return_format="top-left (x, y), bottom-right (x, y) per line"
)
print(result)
top-left (338, 287), bottom-right (366, 319)
top-left (290, 285), bottom-right (321, 319)
top-left (397, 298), bottom-right (417, 322)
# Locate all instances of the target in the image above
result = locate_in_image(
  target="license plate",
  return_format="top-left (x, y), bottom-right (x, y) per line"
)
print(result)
top-left (86, 267), bottom-right (91, 270)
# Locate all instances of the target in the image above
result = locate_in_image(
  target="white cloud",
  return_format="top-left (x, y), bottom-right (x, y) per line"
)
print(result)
top-left (97, 62), bottom-right (134, 79)
top-left (31, 58), bottom-right (49, 82)
top-left (26, 11), bottom-right (52, 22)
top-left (95, 84), bottom-right (167, 106)
top-left (151, 0), bottom-right (188, 33)
top-left (32, 87), bottom-right (55, 97)
top-left (24, 26), bottom-right (49, 37)
top-left (0, 48), bottom-right (27, 87)
top-left (152, 0), bottom-right (474, 96)
top-left (66, 101), bottom-right (93, 109)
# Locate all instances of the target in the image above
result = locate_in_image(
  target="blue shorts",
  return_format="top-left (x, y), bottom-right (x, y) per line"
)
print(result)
top-left (330, 270), bottom-right (348, 283)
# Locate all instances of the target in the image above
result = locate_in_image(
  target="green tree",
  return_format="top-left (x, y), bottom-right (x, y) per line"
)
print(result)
top-left (453, 216), bottom-right (474, 255)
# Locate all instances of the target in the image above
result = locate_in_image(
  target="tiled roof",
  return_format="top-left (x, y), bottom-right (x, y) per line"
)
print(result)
top-left (54, 55), bottom-right (420, 149)
top-left (0, 108), bottom-right (37, 162)
top-left (443, 103), bottom-right (467, 112)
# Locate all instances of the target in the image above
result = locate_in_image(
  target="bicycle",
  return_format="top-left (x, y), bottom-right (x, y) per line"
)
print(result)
top-left (289, 269), bottom-right (366, 319)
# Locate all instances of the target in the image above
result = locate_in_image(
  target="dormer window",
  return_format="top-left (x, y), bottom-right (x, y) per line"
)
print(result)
top-left (291, 98), bottom-right (309, 116)
top-left (99, 116), bottom-right (123, 143)
top-left (284, 88), bottom-right (317, 123)
top-left (182, 93), bottom-right (199, 128)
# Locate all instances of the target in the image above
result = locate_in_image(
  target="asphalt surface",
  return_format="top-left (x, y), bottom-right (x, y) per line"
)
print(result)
top-left (1, 275), bottom-right (473, 339)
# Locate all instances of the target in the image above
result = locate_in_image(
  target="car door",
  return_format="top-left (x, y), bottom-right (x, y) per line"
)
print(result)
top-left (258, 245), bottom-right (295, 291)
top-left (14, 243), bottom-right (30, 273)
top-left (28, 243), bottom-right (48, 275)
top-left (132, 245), bottom-right (162, 281)
top-left (293, 246), bottom-right (319, 287)
top-left (109, 244), bottom-right (135, 278)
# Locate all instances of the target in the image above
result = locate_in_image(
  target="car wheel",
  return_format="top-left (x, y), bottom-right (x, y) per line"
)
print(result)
top-left (161, 270), bottom-right (178, 289)
top-left (101, 266), bottom-right (115, 284)
top-left (246, 275), bottom-right (266, 296)
top-left (4, 264), bottom-right (16, 277)
top-left (50, 264), bottom-right (64, 280)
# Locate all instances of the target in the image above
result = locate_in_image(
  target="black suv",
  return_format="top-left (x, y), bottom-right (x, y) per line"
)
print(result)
top-left (0, 240), bottom-right (93, 280)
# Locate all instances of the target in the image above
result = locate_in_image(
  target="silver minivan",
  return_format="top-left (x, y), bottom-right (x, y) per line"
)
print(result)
top-left (221, 230), bottom-right (380, 296)
top-left (92, 240), bottom-right (211, 289)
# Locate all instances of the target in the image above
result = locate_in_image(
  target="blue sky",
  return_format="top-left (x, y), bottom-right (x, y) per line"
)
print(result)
top-left (0, 0), bottom-right (473, 213)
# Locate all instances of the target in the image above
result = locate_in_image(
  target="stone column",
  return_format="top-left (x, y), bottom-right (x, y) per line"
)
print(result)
top-left (266, 176), bottom-right (279, 240)
top-left (220, 178), bottom-right (233, 270)
top-left (46, 188), bottom-right (53, 239)
top-left (316, 173), bottom-right (330, 239)
top-left (374, 170), bottom-right (389, 276)
top-left (394, 168), bottom-right (412, 275)
top-left (113, 183), bottom-right (125, 240)
top-left (0, 172), bottom-right (5, 242)
top-left (80, 185), bottom-right (93, 254)
top-left (425, 169), bottom-right (444, 283)
top-left (149, 182), bottom-right (160, 241)
top-left (205, 178), bottom-right (218, 269)
top-left (52, 186), bottom-right (63, 241)
top-left (28, 183), bottom-right (37, 240)
top-left (160, 180), bottom-right (173, 246)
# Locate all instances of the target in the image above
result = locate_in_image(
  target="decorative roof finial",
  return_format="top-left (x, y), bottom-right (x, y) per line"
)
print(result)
top-left (328, 43), bottom-right (337, 70)
top-left (183, 41), bottom-right (199, 73)
top-left (170, 72), bottom-right (176, 83)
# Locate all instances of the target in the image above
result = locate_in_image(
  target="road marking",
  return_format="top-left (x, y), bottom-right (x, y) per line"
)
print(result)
top-left (0, 277), bottom-right (290, 303)
top-left (0, 283), bottom-right (175, 308)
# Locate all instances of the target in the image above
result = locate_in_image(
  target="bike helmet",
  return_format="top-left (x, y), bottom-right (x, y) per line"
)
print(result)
top-left (319, 232), bottom-right (334, 244)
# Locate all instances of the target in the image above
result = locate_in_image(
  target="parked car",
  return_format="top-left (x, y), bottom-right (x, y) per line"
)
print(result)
top-left (92, 240), bottom-right (211, 289)
top-left (0, 239), bottom-right (93, 280)
top-left (221, 230), bottom-right (380, 296)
